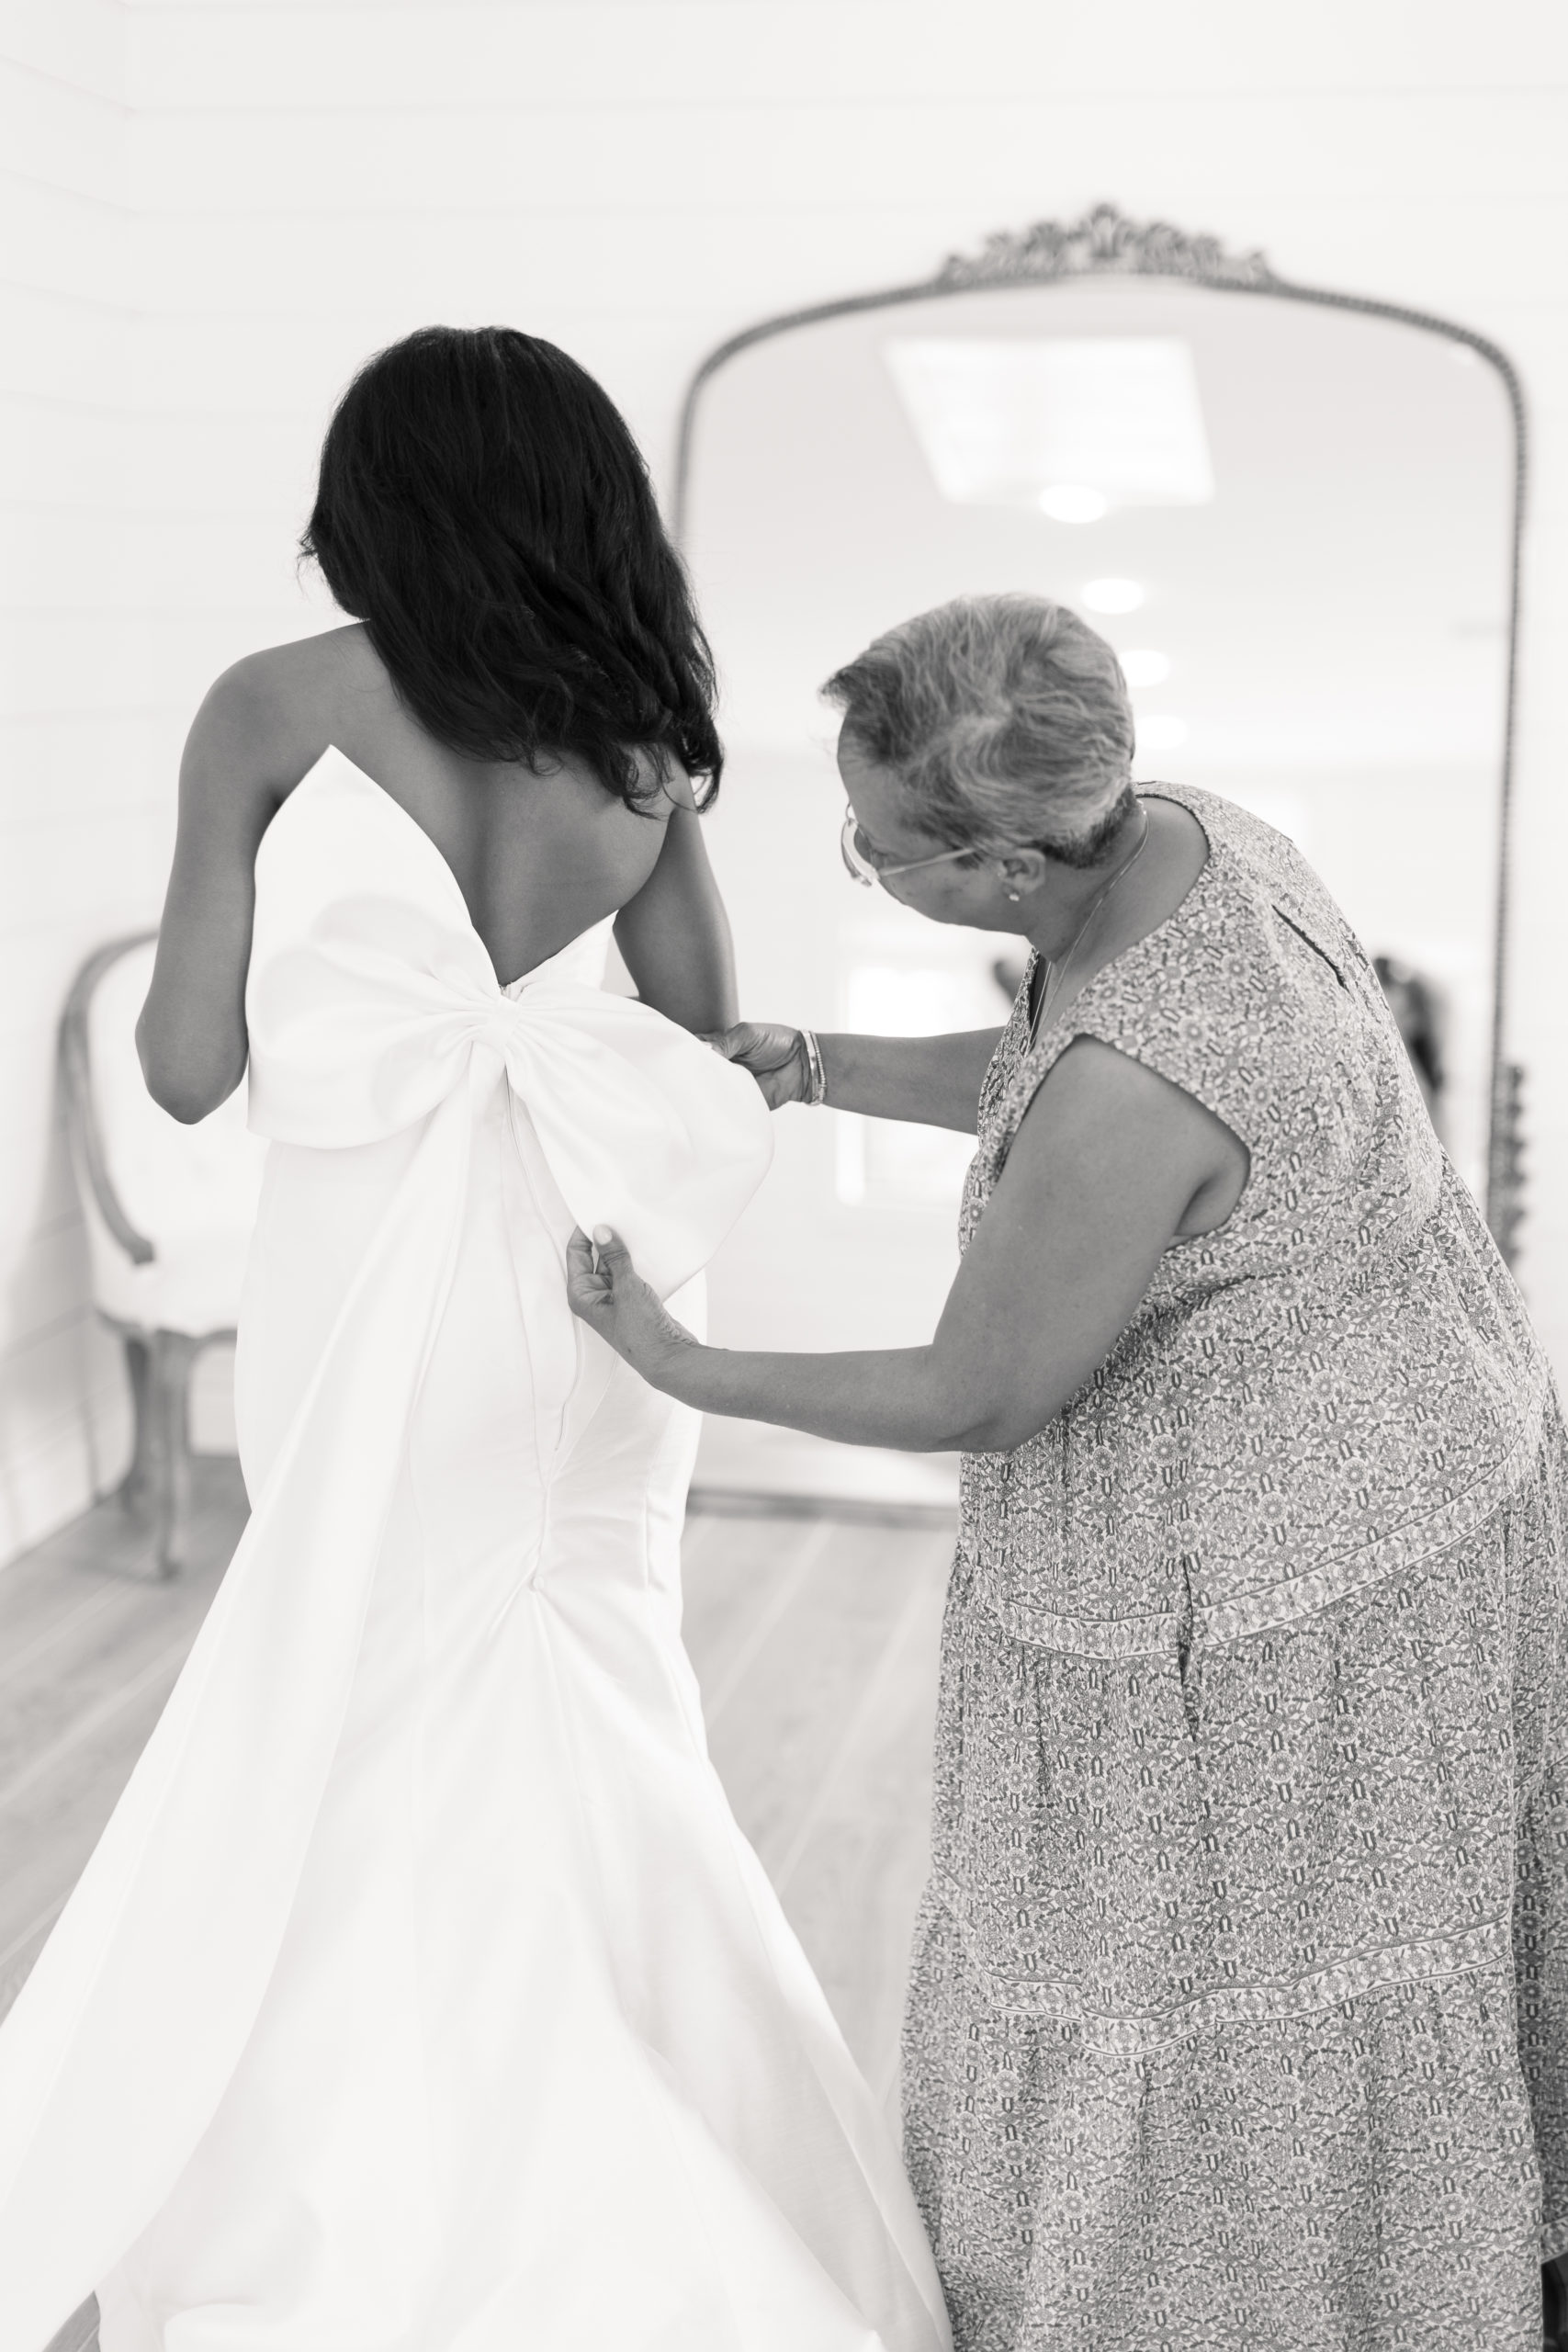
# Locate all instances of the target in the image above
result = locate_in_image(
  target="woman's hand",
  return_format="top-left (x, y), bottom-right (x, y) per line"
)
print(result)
top-left (565, 1225), bottom-right (698, 1382)
top-left (702, 1022), bottom-right (810, 1110)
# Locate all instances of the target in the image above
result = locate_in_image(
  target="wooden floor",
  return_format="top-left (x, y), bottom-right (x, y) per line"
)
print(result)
top-left (1, 1459), bottom-right (953, 2352)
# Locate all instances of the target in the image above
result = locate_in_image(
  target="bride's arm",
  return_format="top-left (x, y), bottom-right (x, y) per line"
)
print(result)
top-left (137, 662), bottom-right (293, 1123)
top-left (612, 766), bottom-right (738, 1034)
top-left (711, 1023), bottom-right (1003, 1132)
top-left (569, 1039), bottom-right (1247, 1453)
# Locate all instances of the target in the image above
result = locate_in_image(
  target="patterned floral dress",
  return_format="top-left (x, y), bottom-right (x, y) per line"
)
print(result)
top-left (902, 784), bottom-right (1568, 2352)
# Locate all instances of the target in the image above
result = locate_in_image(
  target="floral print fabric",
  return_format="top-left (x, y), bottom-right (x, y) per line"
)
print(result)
top-left (903, 785), bottom-right (1568, 2350)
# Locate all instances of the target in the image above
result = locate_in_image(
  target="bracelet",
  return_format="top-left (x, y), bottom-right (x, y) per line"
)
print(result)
top-left (798, 1028), bottom-right (829, 1106)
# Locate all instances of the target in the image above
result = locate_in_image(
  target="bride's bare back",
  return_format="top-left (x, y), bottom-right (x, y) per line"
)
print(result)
top-left (293, 626), bottom-right (678, 981)
top-left (139, 623), bottom-right (738, 1123)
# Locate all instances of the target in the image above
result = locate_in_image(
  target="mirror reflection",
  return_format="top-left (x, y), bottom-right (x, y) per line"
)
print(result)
top-left (685, 270), bottom-right (1516, 1410)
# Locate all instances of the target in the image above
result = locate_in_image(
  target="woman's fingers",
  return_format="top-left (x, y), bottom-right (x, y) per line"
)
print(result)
top-left (565, 1225), bottom-right (667, 1379)
top-left (700, 1022), bottom-right (798, 1074)
top-left (566, 1226), bottom-right (641, 1324)
top-left (566, 1225), bottom-right (627, 1268)
top-left (695, 1021), bottom-right (807, 1109)
top-left (566, 1225), bottom-right (691, 1382)
top-left (565, 1227), bottom-right (613, 1318)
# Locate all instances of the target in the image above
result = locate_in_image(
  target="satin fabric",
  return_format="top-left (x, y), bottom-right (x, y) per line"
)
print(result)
top-left (0, 748), bottom-right (951, 2352)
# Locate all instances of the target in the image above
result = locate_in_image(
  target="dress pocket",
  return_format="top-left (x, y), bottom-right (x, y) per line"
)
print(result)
top-left (932, 1572), bottom-right (1213, 2030)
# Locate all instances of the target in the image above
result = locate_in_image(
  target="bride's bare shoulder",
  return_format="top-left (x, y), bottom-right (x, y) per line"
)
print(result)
top-left (184, 624), bottom-right (380, 807)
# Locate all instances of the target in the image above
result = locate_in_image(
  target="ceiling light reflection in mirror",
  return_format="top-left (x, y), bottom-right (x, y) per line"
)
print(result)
top-left (882, 336), bottom-right (1215, 514)
top-left (1038, 486), bottom-right (1108, 522)
top-left (1080, 577), bottom-right (1147, 614)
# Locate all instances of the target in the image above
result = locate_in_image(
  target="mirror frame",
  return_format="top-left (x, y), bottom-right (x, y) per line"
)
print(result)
top-left (671, 202), bottom-right (1529, 1259)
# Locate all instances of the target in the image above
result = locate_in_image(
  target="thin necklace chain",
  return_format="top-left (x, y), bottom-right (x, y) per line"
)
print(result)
top-left (1029, 808), bottom-right (1152, 1046)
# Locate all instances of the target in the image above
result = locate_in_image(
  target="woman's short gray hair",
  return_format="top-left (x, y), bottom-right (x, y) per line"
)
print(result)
top-left (822, 594), bottom-right (1136, 868)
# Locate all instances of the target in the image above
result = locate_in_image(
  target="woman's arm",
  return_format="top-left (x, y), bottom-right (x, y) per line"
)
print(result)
top-left (136, 661), bottom-right (296, 1124)
top-left (709, 1023), bottom-right (1003, 1131)
top-left (613, 774), bottom-right (738, 1034)
top-left (569, 1037), bottom-right (1249, 1453)
top-left (818, 1029), bottom-right (1003, 1132)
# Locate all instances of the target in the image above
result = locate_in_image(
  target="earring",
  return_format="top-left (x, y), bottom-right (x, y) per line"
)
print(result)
top-left (1005, 889), bottom-right (1021, 902)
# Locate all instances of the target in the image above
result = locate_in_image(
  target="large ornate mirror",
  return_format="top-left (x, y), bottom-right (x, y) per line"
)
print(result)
top-left (676, 207), bottom-right (1526, 1482)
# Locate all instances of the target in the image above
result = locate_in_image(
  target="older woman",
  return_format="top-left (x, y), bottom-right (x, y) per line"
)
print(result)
top-left (568, 593), bottom-right (1568, 2352)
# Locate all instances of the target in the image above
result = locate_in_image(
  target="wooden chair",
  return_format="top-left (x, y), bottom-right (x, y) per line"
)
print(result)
top-left (60, 933), bottom-right (266, 1575)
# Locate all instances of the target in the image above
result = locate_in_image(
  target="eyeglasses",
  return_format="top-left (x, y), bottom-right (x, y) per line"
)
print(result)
top-left (840, 806), bottom-right (976, 890)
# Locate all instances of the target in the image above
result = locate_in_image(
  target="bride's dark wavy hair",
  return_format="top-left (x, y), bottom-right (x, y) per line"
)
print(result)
top-left (300, 326), bottom-right (722, 810)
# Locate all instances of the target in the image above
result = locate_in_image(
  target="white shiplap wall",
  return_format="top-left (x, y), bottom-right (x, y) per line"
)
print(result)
top-left (5, 0), bottom-right (1568, 1561)
top-left (0, 0), bottom-right (152, 1562)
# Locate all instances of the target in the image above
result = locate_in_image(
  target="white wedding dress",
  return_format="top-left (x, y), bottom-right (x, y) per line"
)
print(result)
top-left (0, 748), bottom-right (952, 2352)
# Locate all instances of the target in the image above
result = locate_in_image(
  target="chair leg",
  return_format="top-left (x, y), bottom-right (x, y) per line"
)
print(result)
top-left (118, 1333), bottom-right (154, 1516)
top-left (149, 1331), bottom-right (201, 1578)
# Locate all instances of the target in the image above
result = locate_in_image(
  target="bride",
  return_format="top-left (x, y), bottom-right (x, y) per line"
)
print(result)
top-left (0, 327), bottom-right (950, 2352)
